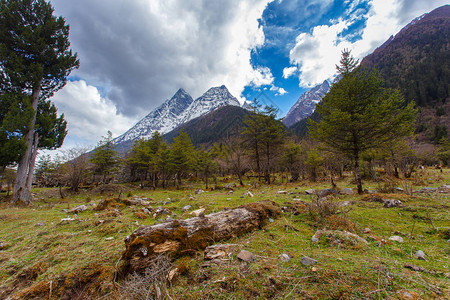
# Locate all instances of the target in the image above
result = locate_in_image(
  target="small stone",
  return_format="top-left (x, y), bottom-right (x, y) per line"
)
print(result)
top-left (277, 190), bottom-right (288, 194)
top-left (35, 222), bottom-right (45, 227)
top-left (190, 208), bottom-right (205, 217)
top-left (237, 250), bottom-right (254, 262)
top-left (397, 290), bottom-right (419, 300)
top-left (279, 253), bottom-right (291, 262)
top-left (318, 189), bottom-right (338, 198)
top-left (182, 205), bottom-right (191, 212)
top-left (300, 256), bottom-right (317, 266)
top-left (195, 189), bottom-right (204, 195)
top-left (415, 250), bottom-right (426, 260)
top-left (305, 189), bottom-right (316, 195)
top-left (383, 199), bottom-right (402, 208)
top-left (269, 218), bottom-right (274, 223)
top-left (58, 217), bottom-right (75, 225)
top-left (311, 267), bottom-right (318, 272)
top-left (311, 230), bottom-right (322, 243)
top-left (246, 191), bottom-right (254, 197)
top-left (395, 187), bottom-right (404, 192)
top-left (0, 241), bottom-right (10, 250)
top-left (389, 235), bottom-right (404, 243)
top-left (340, 188), bottom-right (354, 195)
top-left (105, 237), bottom-right (114, 241)
top-left (363, 228), bottom-right (372, 234)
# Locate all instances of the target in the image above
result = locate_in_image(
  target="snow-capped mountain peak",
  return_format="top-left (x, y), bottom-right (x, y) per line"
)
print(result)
top-left (282, 80), bottom-right (330, 127)
top-left (113, 85), bottom-right (241, 146)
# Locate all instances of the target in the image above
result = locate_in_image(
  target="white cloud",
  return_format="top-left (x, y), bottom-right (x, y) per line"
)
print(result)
top-left (51, 80), bottom-right (135, 146)
top-left (286, 0), bottom-right (449, 87)
top-left (51, 0), bottom-right (274, 117)
top-left (270, 85), bottom-right (287, 95)
top-left (282, 66), bottom-right (297, 78)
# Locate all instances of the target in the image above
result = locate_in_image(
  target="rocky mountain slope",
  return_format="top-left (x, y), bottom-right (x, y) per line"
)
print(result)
top-left (113, 85), bottom-right (241, 150)
top-left (282, 80), bottom-right (330, 127)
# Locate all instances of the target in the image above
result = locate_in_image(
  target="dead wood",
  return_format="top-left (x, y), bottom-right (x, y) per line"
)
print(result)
top-left (121, 201), bottom-right (280, 275)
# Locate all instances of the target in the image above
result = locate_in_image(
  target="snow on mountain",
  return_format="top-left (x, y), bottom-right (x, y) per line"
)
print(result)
top-left (282, 80), bottom-right (330, 127)
top-left (113, 85), bottom-right (240, 145)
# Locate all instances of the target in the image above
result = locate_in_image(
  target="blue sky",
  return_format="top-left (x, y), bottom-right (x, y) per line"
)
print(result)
top-left (48, 0), bottom-right (448, 149)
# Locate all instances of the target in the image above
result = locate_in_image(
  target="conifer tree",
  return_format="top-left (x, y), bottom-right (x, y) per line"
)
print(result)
top-left (170, 130), bottom-right (195, 187)
top-left (309, 50), bottom-right (417, 193)
top-left (90, 131), bottom-right (120, 185)
top-left (0, 0), bottom-right (79, 203)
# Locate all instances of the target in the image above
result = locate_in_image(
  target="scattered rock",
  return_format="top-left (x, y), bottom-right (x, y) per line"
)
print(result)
top-left (338, 201), bottom-right (354, 207)
top-left (182, 205), bottom-right (192, 212)
top-left (395, 187), bottom-right (404, 192)
top-left (318, 189), bottom-right (338, 198)
top-left (404, 263), bottom-right (436, 275)
top-left (383, 199), bottom-right (402, 208)
top-left (122, 198), bottom-right (152, 206)
top-left (190, 208), bottom-right (205, 217)
top-left (397, 290), bottom-right (419, 300)
top-left (35, 222), bottom-right (45, 227)
top-left (305, 189), bottom-right (316, 195)
top-left (277, 190), bottom-right (288, 194)
top-left (389, 236), bottom-right (404, 243)
top-left (312, 230), bottom-right (368, 246)
top-left (415, 187), bottom-right (438, 193)
top-left (311, 266), bottom-right (318, 272)
top-left (224, 183), bottom-right (236, 190)
top-left (415, 250), bottom-right (426, 260)
top-left (152, 207), bottom-right (171, 218)
top-left (340, 188), bottom-right (353, 195)
top-left (363, 228), bottom-right (372, 234)
top-left (269, 218), bottom-right (274, 223)
top-left (195, 189), bottom-right (205, 195)
top-left (204, 244), bottom-right (238, 260)
top-left (58, 218), bottom-right (76, 225)
top-left (246, 191), bottom-right (254, 197)
top-left (0, 241), bottom-right (10, 250)
top-left (105, 237), bottom-right (114, 241)
top-left (237, 250), bottom-right (254, 262)
top-left (68, 205), bottom-right (88, 214)
top-left (438, 184), bottom-right (449, 193)
top-left (300, 256), bottom-right (317, 266)
top-left (279, 253), bottom-right (291, 262)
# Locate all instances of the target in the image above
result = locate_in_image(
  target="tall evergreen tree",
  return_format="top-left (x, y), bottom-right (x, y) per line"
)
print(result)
top-left (170, 130), bottom-right (195, 187)
top-left (309, 50), bottom-right (417, 193)
top-left (1, 0), bottom-right (79, 204)
top-left (90, 131), bottom-right (120, 184)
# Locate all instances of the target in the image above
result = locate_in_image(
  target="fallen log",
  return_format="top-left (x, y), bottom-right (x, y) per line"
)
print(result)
top-left (121, 201), bottom-right (280, 274)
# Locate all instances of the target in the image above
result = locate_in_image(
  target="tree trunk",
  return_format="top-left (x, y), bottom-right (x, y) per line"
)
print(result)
top-left (26, 133), bottom-right (39, 191)
top-left (121, 201), bottom-right (281, 275)
top-left (354, 152), bottom-right (363, 194)
top-left (13, 84), bottom-right (41, 204)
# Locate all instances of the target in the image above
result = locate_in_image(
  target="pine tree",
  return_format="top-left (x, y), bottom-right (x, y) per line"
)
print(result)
top-left (0, 0), bottom-right (79, 204)
top-left (169, 130), bottom-right (195, 187)
top-left (90, 131), bottom-right (120, 185)
top-left (241, 103), bottom-right (286, 184)
top-left (309, 50), bottom-right (417, 193)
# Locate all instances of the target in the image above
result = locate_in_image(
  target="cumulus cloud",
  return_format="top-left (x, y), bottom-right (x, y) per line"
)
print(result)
top-left (51, 80), bottom-right (135, 146)
top-left (269, 85), bottom-right (287, 96)
top-left (282, 66), bottom-right (297, 78)
top-left (51, 0), bottom-right (273, 119)
top-left (286, 0), bottom-right (448, 87)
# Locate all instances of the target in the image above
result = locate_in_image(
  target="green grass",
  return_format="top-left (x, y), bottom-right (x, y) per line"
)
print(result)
top-left (0, 169), bottom-right (449, 299)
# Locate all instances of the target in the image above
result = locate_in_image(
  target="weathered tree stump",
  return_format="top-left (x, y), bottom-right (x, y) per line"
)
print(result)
top-left (121, 201), bottom-right (280, 274)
